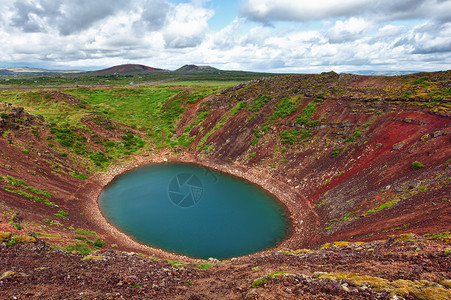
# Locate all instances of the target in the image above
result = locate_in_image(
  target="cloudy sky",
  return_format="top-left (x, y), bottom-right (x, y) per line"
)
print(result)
top-left (1, 0), bottom-right (450, 73)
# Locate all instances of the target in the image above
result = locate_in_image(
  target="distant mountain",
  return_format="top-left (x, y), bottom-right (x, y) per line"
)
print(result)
top-left (88, 64), bottom-right (166, 75)
top-left (175, 64), bottom-right (220, 73)
top-left (0, 67), bottom-right (81, 75)
top-left (0, 69), bottom-right (14, 75)
top-left (348, 70), bottom-right (420, 76)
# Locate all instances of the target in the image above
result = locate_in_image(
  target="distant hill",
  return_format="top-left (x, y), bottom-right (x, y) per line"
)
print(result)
top-left (348, 70), bottom-right (420, 76)
top-left (175, 64), bottom-right (220, 73)
top-left (88, 64), bottom-right (166, 75)
top-left (0, 67), bottom-right (81, 75)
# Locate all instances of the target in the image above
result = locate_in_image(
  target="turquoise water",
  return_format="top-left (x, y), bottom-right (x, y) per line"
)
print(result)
top-left (98, 163), bottom-right (290, 259)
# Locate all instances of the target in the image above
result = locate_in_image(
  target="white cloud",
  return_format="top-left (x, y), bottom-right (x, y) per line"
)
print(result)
top-left (240, 0), bottom-right (451, 24)
top-left (163, 3), bottom-right (213, 48)
top-left (326, 17), bottom-right (371, 43)
top-left (0, 0), bottom-right (450, 72)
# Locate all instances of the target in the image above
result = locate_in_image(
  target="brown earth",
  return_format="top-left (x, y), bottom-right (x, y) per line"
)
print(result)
top-left (0, 71), bottom-right (450, 299)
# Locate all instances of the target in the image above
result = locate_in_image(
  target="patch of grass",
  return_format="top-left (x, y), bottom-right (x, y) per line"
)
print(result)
top-left (331, 148), bottom-right (341, 157)
top-left (54, 210), bottom-right (68, 219)
top-left (74, 235), bottom-right (106, 248)
top-left (230, 101), bottom-right (247, 116)
top-left (7, 236), bottom-right (19, 246)
top-left (248, 94), bottom-right (271, 113)
top-left (129, 284), bottom-right (143, 289)
top-left (167, 260), bottom-right (187, 268)
top-left (411, 161), bottom-right (424, 170)
top-left (280, 129), bottom-right (312, 145)
top-left (2, 176), bottom-right (52, 198)
top-left (424, 231), bottom-right (450, 243)
top-left (296, 100), bottom-right (320, 126)
top-left (193, 262), bottom-right (216, 270)
top-left (70, 172), bottom-right (88, 180)
top-left (34, 232), bottom-right (59, 237)
top-left (346, 129), bottom-right (362, 142)
top-left (314, 272), bottom-right (451, 299)
top-left (89, 151), bottom-right (109, 167)
top-left (251, 271), bottom-right (286, 288)
top-left (74, 229), bottom-right (97, 236)
top-left (65, 242), bottom-right (92, 255)
top-left (3, 186), bottom-right (55, 207)
top-left (269, 97), bottom-right (298, 123)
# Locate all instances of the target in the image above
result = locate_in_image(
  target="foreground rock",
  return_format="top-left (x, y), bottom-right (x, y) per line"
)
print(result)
top-left (1, 233), bottom-right (450, 299)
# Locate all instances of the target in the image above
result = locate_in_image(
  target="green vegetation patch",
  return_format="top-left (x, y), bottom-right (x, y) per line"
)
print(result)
top-left (193, 262), bottom-right (216, 270)
top-left (2, 175), bottom-right (52, 198)
top-left (314, 272), bottom-right (451, 299)
top-left (248, 94), bottom-right (271, 113)
top-left (54, 210), bottom-right (68, 219)
top-left (2, 186), bottom-right (55, 207)
top-left (269, 97), bottom-right (298, 123)
top-left (65, 242), bottom-right (92, 255)
top-left (411, 161), bottom-right (424, 170)
top-left (346, 129), bottom-right (362, 142)
top-left (74, 235), bottom-right (107, 249)
top-left (167, 260), bottom-right (187, 268)
top-left (74, 229), bottom-right (98, 236)
top-left (295, 98), bottom-right (322, 126)
top-left (280, 129), bottom-right (312, 145)
top-left (70, 172), bottom-right (88, 180)
top-left (251, 271), bottom-right (286, 288)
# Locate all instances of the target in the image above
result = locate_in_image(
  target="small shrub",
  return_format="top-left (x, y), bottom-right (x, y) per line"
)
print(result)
top-left (65, 242), bottom-right (91, 255)
top-left (331, 149), bottom-right (340, 157)
top-left (70, 172), bottom-right (88, 180)
top-left (416, 185), bottom-right (427, 192)
top-left (11, 222), bottom-right (22, 230)
top-left (89, 151), bottom-right (109, 167)
top-left (248, 94), bottom-right (271, 112)
top-left (7, 236), bottom-right (18, 246)
top-left (251, 271), bottom-right (285, 288)
top-left (230, 101), bottom-right (246, 116)
top-left (411, 161), bottom-right (424, 170)
top-left (93, 238), bottom-right (107, 248)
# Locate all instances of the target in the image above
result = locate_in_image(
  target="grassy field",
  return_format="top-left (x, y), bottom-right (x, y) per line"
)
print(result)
top-left (0, 79), bottom-right (240, 170)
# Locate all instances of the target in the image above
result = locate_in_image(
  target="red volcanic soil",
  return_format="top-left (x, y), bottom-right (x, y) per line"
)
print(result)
top-left (0, 72), bottom-right (450, 299)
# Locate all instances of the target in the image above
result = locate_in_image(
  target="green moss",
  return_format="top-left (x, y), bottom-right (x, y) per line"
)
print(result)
top-left (74, 229), bottom-right (97, 236)
top-left (167, 260), bottom-right (187, 268)
top-left (251, 271), bottom-right (286, 288)
top-left (193, 262), bottom-right (216, 270)
top-left (65, 242), bottom-right (92, 255)
top-left (54, 210), bottom-right (68, 219)
top-left (331, 148), bottom-right (341, 157)
top-left (315, 272), bottom-right (451, 299)
top-left (70, 172), bottom-right (88, 180)
top-left (3, 186), bottom-right (55, 207)
top-left (412, 161), bottom-right (424, 170)
top-left (281, 129), bottom-right (312, 145)
top-left (248, 94), bottom-right (271, 112)
top-left (269, 97), bottom-right (298, 122)
top-left (230, 101), bottom-right (247, 116)
top-left (296, 100), bottom-right (320, 126)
